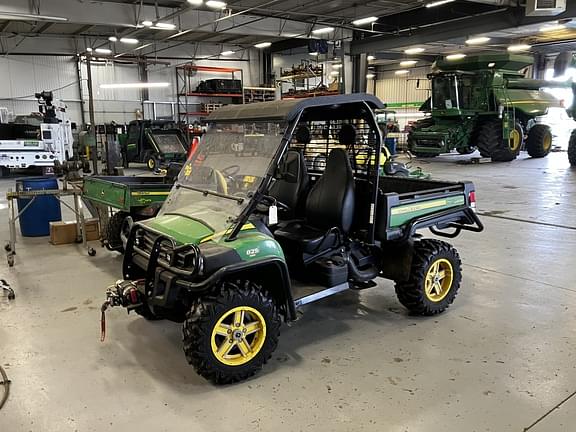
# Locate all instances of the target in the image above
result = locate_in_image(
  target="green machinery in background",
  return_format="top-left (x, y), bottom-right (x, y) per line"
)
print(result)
top-left (408, 53), bottom-right (576, 162)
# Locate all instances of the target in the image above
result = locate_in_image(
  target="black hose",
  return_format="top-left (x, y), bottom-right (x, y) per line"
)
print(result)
top-left (0, 365), bottom-right (10, 410)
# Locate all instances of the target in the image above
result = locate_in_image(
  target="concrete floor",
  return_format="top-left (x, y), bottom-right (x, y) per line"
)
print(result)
top-left (1, 152), bottom-right (576, 432)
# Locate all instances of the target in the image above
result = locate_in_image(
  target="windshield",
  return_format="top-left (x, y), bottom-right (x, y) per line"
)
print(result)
top-left (432, 76), bottom-right (458, 110)
top-left (152, 133), bottom-right (185, 154)
top-left (159, 121), bottom-right (285, 235)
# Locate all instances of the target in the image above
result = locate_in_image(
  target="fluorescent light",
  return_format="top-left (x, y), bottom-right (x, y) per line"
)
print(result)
top-left (405, 47), bottom-right (425, 54)
top-left (366, 73), bottom-right (376, 79)
top-left (508, 44), bottom-right (531, 52)
top-left (206, 0), bottom-right (227, 8)
top-left (154, 22), bottom-right (176, 30)
top-left (367, 55), bottom-right (375, 61)
top-left (0, 12), bottom-right (68, 22)
top-left (142, 20), bottom-right (153, 27)
top-left (187, 0), bottom-right (204, 5)
top-left (100, 82), bottom-right (171, 89)
top-left (395, 70), bottom-right (410, 75)
top-left (108, 36), bottom-right (118, 42)
top-left (352, 16), bottom-right (378, 26)
top-left (309, 52), bottom-right (319, 56)
top-left (466, 36), bottom-right (491, 45)
top-left (221, 50), bottom-right (235, 55)
top-left (86, 47), bottom-right (93, 52)
top-left (254, 42), bottom-right (272, 49)
top-left (426, 0), bottom-right (455, 7)
top-left (400, 60), bottom-right (417, 67)
top-left (446, 53), bottom-right (466, 60)
top-left (332, 63), bottom-right (342, 69)
top-left (120, 37), bottom-right (139, 44)
top-left (95, 48), bottom-right (112, 54)
top-left (540, 24), bottom-right (565, 32)
top-left (488, 62), bottom-right (496, 68)
top-left (312, 27), bottom-right (334, 35)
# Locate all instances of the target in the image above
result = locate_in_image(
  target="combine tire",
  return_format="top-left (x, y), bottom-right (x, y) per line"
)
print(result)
top-left (526, 124), bottom-right (552, 158)
top-left (569, 130), bottom-right (576, 166)
top-left (395, 239), bottom-right (462, 316)
top-left (456, 146), bottom-right (476, 155)
top-left (476, 119), bottom-right (522, 162)
top-left (183, 280), bottom-right (280, 384)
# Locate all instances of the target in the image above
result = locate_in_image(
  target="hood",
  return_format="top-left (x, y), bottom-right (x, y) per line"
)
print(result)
top-left (142, 214), bottom-right (214, 245)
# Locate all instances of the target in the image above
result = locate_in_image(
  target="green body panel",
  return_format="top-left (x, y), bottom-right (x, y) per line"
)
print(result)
top-left (410, 118), bottom-right (474, 153)
top-left (142, 214), bottom-right (285, 262)
top-left (83, 177), bottom-right (171, 211)
top-left (389, 195), bottom-right (465, 227)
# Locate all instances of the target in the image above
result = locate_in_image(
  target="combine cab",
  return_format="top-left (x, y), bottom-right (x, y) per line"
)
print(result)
top-left (409, 54), bottom-right (573, 162)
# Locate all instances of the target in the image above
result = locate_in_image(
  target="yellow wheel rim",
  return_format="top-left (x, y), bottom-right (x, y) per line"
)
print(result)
top-left (424, 258), bottom-right (454, 302)
top-left (210, 306), bottom-right (267, 367)
top-left (509, 129), bottom-right (521, 152)
top-left (543, 133), bottom-right (552, 152)
top-left (147, 158), bottom-right (155, 169)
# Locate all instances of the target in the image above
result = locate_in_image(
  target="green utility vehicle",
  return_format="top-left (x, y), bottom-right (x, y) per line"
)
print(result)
top-left (102, 94), bottom-right (483, 384)
top-left (122, 120), bottom-right (188, 170)
top-left (409, 54), bottom-right (573, 162)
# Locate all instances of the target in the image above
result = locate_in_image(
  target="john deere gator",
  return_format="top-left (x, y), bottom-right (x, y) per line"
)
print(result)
top-left (408, 53), bottom-right (573, 162)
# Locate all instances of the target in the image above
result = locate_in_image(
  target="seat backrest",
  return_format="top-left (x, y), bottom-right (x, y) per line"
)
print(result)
top-left (269, 150), bottom-right (309, 218)
top-left (306, 149), bottom-right (355, 233)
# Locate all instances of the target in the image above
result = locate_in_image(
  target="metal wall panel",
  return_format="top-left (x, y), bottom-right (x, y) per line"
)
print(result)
top-left (375, 67), bottom-right (431, 106)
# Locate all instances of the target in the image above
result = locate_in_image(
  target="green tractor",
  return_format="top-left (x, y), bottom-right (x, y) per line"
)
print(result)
top-left (101, 94), bottom-right (483, 384)
top-left (409, 53), bottom-right (574, 162)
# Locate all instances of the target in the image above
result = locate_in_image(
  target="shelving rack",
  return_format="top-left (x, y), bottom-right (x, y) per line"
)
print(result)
top-left (277, 63), bottom-right (339, 99)
top-left (243, 86), bottom-right (277, 103)
top-left (176, 64), bottom-right (244, 126)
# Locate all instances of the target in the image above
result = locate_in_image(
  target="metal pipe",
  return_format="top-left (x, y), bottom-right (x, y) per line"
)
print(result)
top-left (85, 56), bottom-right (98, 175)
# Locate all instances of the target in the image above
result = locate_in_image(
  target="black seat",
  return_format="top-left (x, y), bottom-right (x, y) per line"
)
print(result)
top-left (275, 148), bottom-right (355, 256)
top-left (269, 150), bottom-right (309, 219)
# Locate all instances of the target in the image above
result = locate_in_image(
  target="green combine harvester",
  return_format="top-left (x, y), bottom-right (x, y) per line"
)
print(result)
top-left (408, 53), bottom-right (576, 162)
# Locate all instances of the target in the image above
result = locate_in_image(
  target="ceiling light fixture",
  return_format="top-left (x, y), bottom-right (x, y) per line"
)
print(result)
top-left (254, 42), bottom-right (272, 49)
top-left (466, 36), bottom-right (491, 45)
top-left (446, 53), bottom-right (466, 60)
top-left (187, 0), bottom-right (204, 5)
top-left (426, 0), bottom-right (455, 8)
top-left (120, 37), bottom-right (139, 44)
top-left (108, 36), bottom-right (118, 42)
top-left (400, 60), bottom-right (417, 67)
top-left (395, 70), bottom-right (410, 75)
top-left (154, 22), bottom-right (176, 30)
top-left (312, 27), bottom-right (334, 35)
top-left (405, 47), bottom-right (425, 54)
top-left (352, 16), bottom-right (378, 26)
top-left (309, 51), bottom-right (319, 56)
top-left (540, 24), bottom-right (565, 32)
top-left (0, 12), bottom-right (68, 22)
top-left (142, 20), bottom-right (153, 27)
top-left (100, 82), bottom-right (171, 89)
top-left (507, 44), bottom-right (531, 52)
top-left (206, 0), bottom-right (227, 9)
top-left (95, 48), bottom-right (112, 54)
top-left (221, 50), bottom-right (235, 55)
top-left (86, 47), bottom-right (93, 52)
top-left (366, 73), bottom-right (376, 79)
top-left (332, 63), bottom-right (342, 69)
top-left (330, 71), bottom-right (339, 76)
top-left (488, 62), bottom-right (496, 68)
top-left (367, 55), bottom-right (375, 61)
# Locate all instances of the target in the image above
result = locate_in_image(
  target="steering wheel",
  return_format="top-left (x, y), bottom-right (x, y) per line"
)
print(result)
top-left (221, 165), bottom-right (240, 177)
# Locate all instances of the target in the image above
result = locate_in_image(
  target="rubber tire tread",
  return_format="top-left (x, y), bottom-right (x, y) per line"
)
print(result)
top-left (183, 280), bottom-right (281, 385)
top-left (395, 239), bottom-right (462, 316)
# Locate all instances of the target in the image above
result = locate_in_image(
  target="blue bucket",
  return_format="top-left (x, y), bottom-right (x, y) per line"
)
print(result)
top-left (16, 177), bottom-right (62, 237)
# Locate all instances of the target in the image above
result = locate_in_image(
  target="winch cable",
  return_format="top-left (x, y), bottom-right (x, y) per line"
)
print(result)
top-left (100, 301), bottom-right (109, 343)
top-left (0, 364), bottom-right (10, 411)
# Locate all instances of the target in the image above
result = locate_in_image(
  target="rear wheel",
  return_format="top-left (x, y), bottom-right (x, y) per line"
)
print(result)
top-left (146, 156), bottom-right (158, 171)
top-left (395, 239), bottom-right (462, 315)
top-left (568, 130), bottom-right (576, 166)
top-left (526, 124), bottom-right (552, 158)
top-left (183, 280), bottom-right (281, 384)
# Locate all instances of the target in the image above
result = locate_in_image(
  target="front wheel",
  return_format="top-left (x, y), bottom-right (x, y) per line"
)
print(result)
top-left (183, 280), bottom-right (281, 384)
top-left (568, 130), bottom-right (576, 166)
top-left (146, 155), bottom-right (158, 171)
top-left (395, 239), bottom-right (462, 315)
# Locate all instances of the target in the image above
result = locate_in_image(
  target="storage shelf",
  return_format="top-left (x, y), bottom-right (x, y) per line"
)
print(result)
top-left (180, 92), bottom-right (243, 97)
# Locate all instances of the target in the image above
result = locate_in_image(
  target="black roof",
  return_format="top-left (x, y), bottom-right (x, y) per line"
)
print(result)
top-left (207, 93), bottom-right (385, 122)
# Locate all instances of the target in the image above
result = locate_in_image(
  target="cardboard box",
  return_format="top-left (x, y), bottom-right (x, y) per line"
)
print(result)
top-left (50, 218), bottom-right (100, 245)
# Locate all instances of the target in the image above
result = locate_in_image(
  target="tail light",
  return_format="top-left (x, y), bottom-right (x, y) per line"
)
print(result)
top-left (469, 191), bottom-right (476, 212)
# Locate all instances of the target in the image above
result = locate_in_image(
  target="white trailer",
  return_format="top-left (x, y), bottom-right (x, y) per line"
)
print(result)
top-left (0, 93), bottom-right (74, 176)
